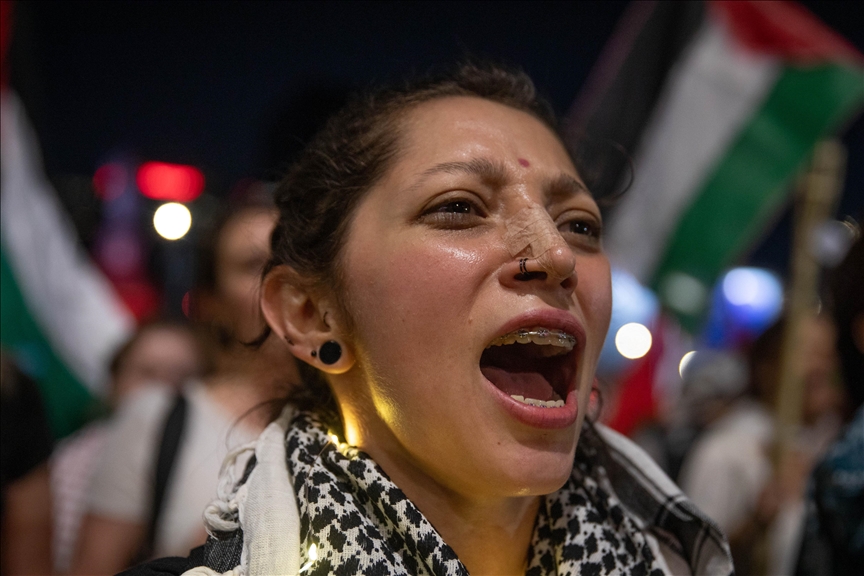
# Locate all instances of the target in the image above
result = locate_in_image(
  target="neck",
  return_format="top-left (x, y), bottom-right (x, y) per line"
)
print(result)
top-left (424, 490), bottom-right (540, 575)
top-left (388, 454), bottom-right (539, 574)
top-left (341, 411), bottom-right (539, 574)
top-left (213, 339), bottom-right (262, 376)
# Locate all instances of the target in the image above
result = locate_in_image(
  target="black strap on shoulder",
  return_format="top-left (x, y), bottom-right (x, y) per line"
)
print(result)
top-left (142, 392), bottom-right (189, 558)
top-left (201, 454), bottom-right (257, 571)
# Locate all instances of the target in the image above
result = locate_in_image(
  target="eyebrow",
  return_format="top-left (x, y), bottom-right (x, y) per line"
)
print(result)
top-left (544, 173), bottom-right (590, 204)
top-left (411, 157), bottom-right (591, 202)
top-left (416, 157), bottom-right (509, 189)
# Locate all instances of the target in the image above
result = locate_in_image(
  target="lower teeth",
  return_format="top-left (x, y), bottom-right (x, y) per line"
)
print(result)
top-left (510, 395), bottom-right (564, 408)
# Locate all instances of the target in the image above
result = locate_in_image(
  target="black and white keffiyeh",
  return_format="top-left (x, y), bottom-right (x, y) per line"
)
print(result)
top-left (193, 407), bottom-right (733, 576)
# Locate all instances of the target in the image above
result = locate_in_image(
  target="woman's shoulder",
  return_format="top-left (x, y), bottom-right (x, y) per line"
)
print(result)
top-left (580, 422), bottom-right (734, 576)
top-left (591, 423), bottom-right (683, 497)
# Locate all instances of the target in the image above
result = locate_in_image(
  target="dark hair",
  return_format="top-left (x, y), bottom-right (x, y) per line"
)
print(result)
top-left (264, 62), bottom-right (587, 425)
top-left (828, 233), bottom-right (864, 410)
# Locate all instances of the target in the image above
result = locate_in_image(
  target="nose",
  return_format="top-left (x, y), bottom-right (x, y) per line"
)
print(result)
top-left (500, 204), bottom-right (577, 292)
top-left (507, 242), bottom-right (577, 292)
top-left (535, 243), bottom-right (577, 283)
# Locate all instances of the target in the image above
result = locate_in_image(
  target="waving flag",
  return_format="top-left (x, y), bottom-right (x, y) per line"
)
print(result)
top-left (572, 0), bottom-right (864, 326)
top-left (0, 90), bottom-right (134, 437)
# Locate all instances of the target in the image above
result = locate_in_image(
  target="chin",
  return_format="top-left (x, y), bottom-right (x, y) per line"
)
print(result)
top-left (479, 430), bottom-right (581, 497)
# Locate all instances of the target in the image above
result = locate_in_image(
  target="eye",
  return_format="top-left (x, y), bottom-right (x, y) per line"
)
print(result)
top-left (566, 220), bottom-right (599, 237)
top-left (435, 200), bottom-right (474, 214)
top-left (557, 215), bottom-right (602, 248)
top-left (419, 197), bottom-right (486, 229)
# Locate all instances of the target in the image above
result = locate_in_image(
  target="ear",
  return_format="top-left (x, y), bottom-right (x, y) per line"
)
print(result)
top-left (261, 265), bottom-right (356, 374)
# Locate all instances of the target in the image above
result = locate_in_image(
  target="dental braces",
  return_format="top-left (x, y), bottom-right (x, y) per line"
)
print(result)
top-left (489, 328), bottom-right (576, 349)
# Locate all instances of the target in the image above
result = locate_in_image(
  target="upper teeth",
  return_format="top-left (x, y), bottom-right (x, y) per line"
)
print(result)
top-left (510, 395), bottom-right (565, 408)
top-left (488, 328), bottom-right (576, 350)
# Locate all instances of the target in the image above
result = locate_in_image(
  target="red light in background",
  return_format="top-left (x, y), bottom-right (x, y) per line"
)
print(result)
top-left (181, 291), bottom-right (192, 318)
top-left (92, 163), bottom-right (128, 201)
top-left (136, 162), bottom-right (204, 202)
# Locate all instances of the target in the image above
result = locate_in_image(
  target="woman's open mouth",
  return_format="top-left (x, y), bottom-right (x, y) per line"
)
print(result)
top-left (480, 327), bottom-right (580, 428)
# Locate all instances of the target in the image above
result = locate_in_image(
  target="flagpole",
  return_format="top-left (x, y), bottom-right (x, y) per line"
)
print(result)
top-left (774, 139), bottom-right (846, 460)
top-left (756, 139), bottom-right (846, 573)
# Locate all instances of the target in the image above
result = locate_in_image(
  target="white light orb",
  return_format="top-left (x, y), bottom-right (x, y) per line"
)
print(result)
top-left (153, 202), bottom-right (192, 240)
top-left (721, 267), bottom-right (782, 309)
top-left (679, 350), bottom-right (697, 378)
top-left (615, 322), bottom-right (652, 360)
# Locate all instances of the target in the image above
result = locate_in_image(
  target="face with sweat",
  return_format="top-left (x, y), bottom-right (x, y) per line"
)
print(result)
top-left (332, 96), bottom-right (611, 498)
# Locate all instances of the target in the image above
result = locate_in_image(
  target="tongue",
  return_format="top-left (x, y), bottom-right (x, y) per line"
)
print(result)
top-left (481, 366), bottom-right (556, 401)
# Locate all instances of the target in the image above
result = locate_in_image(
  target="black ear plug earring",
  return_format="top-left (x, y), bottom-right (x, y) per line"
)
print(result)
top-left (318, 341), bottom-right (342, 365)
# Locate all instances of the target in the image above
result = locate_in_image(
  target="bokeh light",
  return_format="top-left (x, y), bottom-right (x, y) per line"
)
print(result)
top-left (721, 267), bottom-right (782, 310)
top-left (660, 272), bottom-right (708, 316)
top-left (615, 322), bottom-right (652, 360)
top-left (704, 267), bottom-right (784, 348)
top-left (181, 291), bottom-right (192, 318)
top-left (153, 202), bottom-right (192, 240)
top-left (811, 219), bottom-right (857, 267)
top-left (92, 162), bottom-right (128, 201)
top-left (679, 350), bottom-right (697, 378)
top-left (137, 162), bottom-right (204, 202)
top-left (597, 268), bottom-right (659, 376)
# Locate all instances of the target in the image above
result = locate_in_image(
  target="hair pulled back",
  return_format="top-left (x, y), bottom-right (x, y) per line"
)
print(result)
top-left (265, 62), bottom-right (564, 422)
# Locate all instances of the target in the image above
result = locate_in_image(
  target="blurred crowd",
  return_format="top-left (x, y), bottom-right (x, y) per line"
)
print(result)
top-left (1, 193), bottom-right (299, 574)
top-left (624, 237), bottom-right (864, 576)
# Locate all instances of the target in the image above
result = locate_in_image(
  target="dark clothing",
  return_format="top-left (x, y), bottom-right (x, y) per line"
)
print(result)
top-left (796, 405), bottom-right (864, 576)
top-left (0, 361), bottom-right (54, 519)
top-left (119, 546), bottom-right (205, 576)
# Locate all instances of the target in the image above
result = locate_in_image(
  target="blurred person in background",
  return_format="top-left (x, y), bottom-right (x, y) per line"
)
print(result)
top-left (660, 350), bottom-right (750, 483)
top-left (796, 234), bottom-right (864, 576)
top-left (51, 320), bottom-right (208, 573)
top-left (0, 350), bottom-right (54, 576)
top-left (678, 314), bottom-right (844, 574)
top-left (71, 196), bottom-right (299, 574)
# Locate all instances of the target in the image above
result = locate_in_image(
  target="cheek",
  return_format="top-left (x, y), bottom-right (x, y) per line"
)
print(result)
top-left (349, 241), bottom-right (488, 336)
top-left (579, 257), bottom-right (612, 358)
top-left (216, 271), bottom-right (264, 337)
top-left (222, 273), bottom-right (260, 311)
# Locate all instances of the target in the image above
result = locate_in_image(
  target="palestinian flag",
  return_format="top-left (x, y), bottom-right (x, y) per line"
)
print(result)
top-left (571, 0), bottom-right (864, 327)
top-left (1, 90), bottom-right (134, 437)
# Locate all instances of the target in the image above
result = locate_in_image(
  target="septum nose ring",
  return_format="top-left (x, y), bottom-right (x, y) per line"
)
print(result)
top-left (516, 250), bottom-right (576, 283)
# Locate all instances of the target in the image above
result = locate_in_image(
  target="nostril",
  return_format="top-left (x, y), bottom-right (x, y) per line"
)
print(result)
top-left (516, 270), bottom-right (547, 282)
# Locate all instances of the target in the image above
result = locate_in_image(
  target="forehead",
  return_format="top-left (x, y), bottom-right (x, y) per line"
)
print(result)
top-left (218, 209), bottom-right (276, 258)
top-left (396, 96), bottom-right (577, 177)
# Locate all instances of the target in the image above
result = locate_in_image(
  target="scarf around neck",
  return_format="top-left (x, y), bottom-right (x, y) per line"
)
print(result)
top-left (286, 411), bottom-right (665, 576)
top-left (197, 407), bottom-right (732, 576)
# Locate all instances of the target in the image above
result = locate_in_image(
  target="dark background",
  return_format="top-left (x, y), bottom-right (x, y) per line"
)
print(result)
top-left (7, 0), bottom-right (864, 282)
